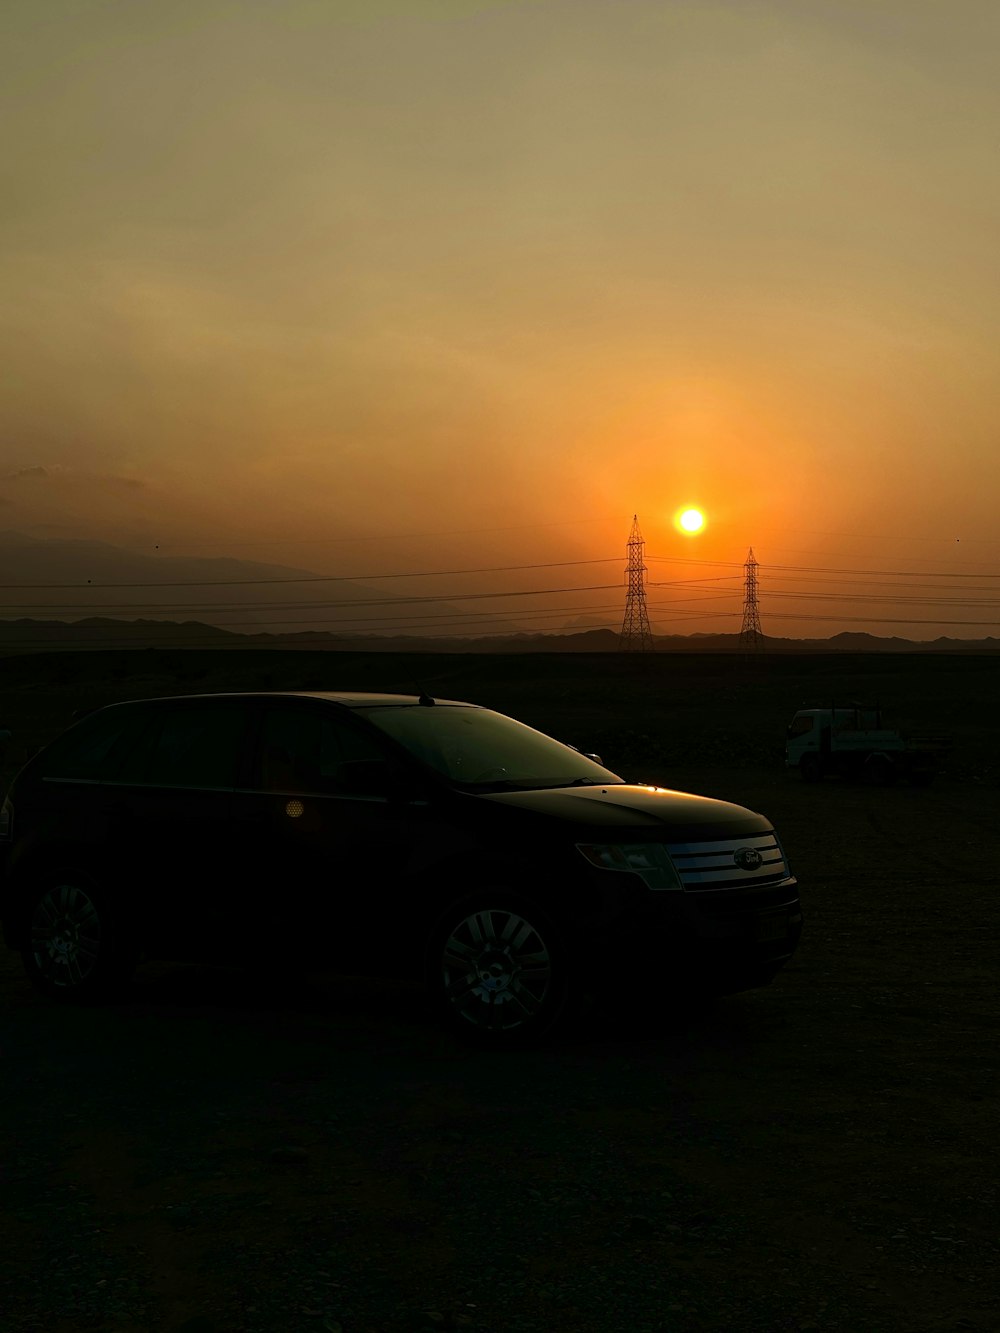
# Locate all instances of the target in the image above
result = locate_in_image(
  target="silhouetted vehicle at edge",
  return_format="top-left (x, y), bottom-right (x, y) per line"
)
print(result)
top-left (0, 692), bottom-right (802, 1044)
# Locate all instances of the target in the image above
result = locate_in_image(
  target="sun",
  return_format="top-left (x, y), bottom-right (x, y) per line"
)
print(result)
top-left (676, 507), bottom-right (706, 535)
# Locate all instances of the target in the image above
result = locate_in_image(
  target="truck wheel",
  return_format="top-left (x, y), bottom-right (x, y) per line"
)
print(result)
top-left (800, 755), bottom-right (822, 783)
top-left (865, 756), bottom-right (895, 787)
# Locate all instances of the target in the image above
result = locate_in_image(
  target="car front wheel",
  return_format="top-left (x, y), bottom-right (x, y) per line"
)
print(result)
top-left (20, 873), bottom-right (136, 1001)
top-left (429, 897), bottom-right (570, 1046)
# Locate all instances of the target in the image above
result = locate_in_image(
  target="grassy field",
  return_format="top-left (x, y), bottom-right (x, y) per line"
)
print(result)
top-left (0, 648), bottom-right (998, 1332)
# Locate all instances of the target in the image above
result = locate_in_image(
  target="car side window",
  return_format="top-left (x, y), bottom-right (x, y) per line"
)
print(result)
top-left (120, 703), bottom-right (247, 789)
top-left (259, 707), bottom-right (392, 797)
top-left (37, 707), bottom-right (146, 782)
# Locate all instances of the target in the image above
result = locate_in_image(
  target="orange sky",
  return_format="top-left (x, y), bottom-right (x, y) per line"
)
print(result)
top-left (3, 1), bottom-right (999, 638)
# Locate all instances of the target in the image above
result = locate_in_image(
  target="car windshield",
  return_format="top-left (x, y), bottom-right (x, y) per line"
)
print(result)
top-left (357, 704), bottom-right (623, 791)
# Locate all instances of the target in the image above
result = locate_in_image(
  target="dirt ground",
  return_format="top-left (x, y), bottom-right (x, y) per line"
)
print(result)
top-left (0, 650), bottom-right (997, 1333)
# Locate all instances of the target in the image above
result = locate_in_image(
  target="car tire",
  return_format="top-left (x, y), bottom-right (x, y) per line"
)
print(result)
top-left (427, 895), bottom-right (572, 1047)
top-left (19, 871), bottom-right (137, 1002)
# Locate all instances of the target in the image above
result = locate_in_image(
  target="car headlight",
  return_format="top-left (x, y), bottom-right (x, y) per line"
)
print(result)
top-left (576, 842), bottom-right (682, 891)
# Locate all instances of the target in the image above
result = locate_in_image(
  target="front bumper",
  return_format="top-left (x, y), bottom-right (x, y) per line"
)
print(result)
top-left (582, 875), bottom-right (803, 996)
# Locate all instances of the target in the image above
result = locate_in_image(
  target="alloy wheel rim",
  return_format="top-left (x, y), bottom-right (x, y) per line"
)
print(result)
top-left (30, 883), bottom-right (102, 987)
top-left (441, 908), bottom-right (552, 1031)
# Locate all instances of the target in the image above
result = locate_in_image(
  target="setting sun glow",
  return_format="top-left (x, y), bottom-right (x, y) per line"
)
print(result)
top-left (677, 508), bottom-right (706, 535)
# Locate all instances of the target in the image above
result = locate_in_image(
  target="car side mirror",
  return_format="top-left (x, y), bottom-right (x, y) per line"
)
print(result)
top-left (567, 744), bottom-right (605, 767)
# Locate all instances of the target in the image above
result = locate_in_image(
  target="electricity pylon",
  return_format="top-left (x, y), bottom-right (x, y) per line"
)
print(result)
top-left (739, 547), bottom-right (765, 651)
top-left (619, 514), bottom-right (654, 652)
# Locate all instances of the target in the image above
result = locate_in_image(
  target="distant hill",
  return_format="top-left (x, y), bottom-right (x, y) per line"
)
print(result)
top-left (1, 617), bottom-right (999, 655)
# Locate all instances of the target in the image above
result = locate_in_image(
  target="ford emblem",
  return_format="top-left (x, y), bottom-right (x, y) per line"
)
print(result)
top-left (734, 846), bottom-right (763, 871)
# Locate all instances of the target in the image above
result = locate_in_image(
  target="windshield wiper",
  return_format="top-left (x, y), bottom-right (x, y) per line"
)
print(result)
top-left (466, 775), bottom-right (623, 793)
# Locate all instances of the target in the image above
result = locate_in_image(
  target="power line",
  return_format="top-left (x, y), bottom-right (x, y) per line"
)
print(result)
top-left (193, 592), bottom-right (737, 632)
top-left (762, 589), bottom-right (1000, 609)
top-left (0, 557), bottom-right (622, 592)
top-left (0, 582), bottom-right (623, 612)
top-left (765, 563), bottom-right (1000, 581)
top-left (3, 549), bottom-right (995, 597)
top-left (0, 582), bottom-right (625, 625)
top-left (116, 601), bottom-right (630, 633)
top-left (766, 612), bottom-right (1000, 628)
top-left (763, 573), bottom-right (1000, 594)
top-left (0, 598), bottom-right (736, 637)
top-left (0, 603), bottom-right (746, 651)
top-left (648, 575), bottom-right (742, 587)
top-left (7, 580), bottom-right (999, 615)
top-left (648, 554), bottom-right (1000, 580)
top-left (0, 574), bottom-right (740, 613)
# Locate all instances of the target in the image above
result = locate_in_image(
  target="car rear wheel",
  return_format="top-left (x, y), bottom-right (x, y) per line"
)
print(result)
top-left (20, 873), bottom-right (136, 1001)
top-left (429, 897), bottom-right (571, 1046)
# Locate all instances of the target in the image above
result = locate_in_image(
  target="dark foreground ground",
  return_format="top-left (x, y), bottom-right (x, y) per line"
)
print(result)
top-left (0, 650), bottom-right (998, 1333)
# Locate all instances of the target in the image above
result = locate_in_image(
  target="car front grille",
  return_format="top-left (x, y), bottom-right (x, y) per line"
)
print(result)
top-left (667, 832), bottom-right (789, 892)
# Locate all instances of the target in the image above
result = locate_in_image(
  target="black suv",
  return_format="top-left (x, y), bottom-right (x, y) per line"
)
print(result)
top-left (0, 692), bottom-right (802, 1042)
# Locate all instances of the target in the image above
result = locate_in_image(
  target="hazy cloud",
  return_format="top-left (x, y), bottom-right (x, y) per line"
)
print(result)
top-left (5, 465), bottom-right (144, 490)
top-left (7, 465), bottom-right (50, 481)
top-left (2, 1), bottom-right (999, 634)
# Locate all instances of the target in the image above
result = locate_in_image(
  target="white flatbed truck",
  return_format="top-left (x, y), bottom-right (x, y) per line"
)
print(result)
top-left (785, 705), bottom-right (947, 785)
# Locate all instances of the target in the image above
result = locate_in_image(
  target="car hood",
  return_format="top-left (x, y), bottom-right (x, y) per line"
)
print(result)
top-left (474, 783), bottom-right (770, 837)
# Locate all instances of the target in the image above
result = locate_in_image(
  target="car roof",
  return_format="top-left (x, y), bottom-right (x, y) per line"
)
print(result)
top-left (283, 691), bottom-right (476, 709)
top-left (99, 691), bottom-right (478, 710)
